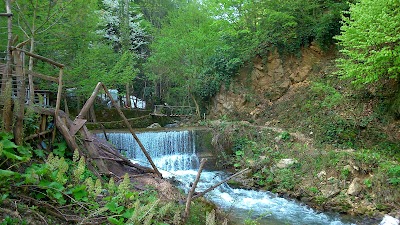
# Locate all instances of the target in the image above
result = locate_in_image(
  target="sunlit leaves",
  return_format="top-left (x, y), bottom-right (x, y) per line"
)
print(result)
top-left (335, 0), bottom-right (400, 85)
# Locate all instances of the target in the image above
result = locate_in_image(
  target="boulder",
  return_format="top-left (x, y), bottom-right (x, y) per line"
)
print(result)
top-left (317, 170), bottom-right (326, 180)
top-left (147, 123), bottom-right (161, 129)
top-left (347, 178), bottom-right (362, 196)
top-left (320, 183), bottom-right (340, 198)
top-left (165, 123), bottom-right (179, 128)
top-left (276, 158), bottom-right (298, 169)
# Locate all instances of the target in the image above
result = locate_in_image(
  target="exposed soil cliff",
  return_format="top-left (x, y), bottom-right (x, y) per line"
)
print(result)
top-left (210, 43), bottom-right (334, 119)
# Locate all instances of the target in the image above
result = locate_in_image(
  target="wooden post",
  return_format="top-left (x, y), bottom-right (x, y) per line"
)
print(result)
top-left (101, 83), bottom-right (162, 177)
top-left (13, 50), bottom-right (26, 145)
top-left (182, 158), bottom-right (207, 224)
top-left (76, 82), bottom-right (102, 120)
top-left (52, 68), bottom-right (63, 144)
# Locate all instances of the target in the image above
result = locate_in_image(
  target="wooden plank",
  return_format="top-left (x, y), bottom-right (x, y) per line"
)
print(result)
top-left (69, 118), bottom-right (87, 136)
top-left (76, 82), bottom-right (102, 120)
top-left (52, 68), bottom-right (63, 144)
top-left (28, 70), bottom-right (59, 83)
top-left (0, 13), bottom-right (12, 17)
top-left (10, 47), bottom-right (65, 68)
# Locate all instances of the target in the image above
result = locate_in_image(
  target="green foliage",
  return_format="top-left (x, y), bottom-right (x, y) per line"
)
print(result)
top-left (145, 1), bottom-right (228, 105)
top-left (335, 0), bottom-right (400, 85)
top-left (310, 82), bottom-right (343, 108)
top-left (0, 136), bottom-right (190, 224)
top-left (23, 109), bottom-right (40, 137)
top-left (279, 131), bottom-right (291, 141)
top-left (208, 0), bottom-right (349, 55)
top-left (274, 168), bottom-right (296, 191)
top-left (0, 216), bottom-right (27, 225)
top-left (105, 51), bottom-right (140, 87)
top-left (0, 132), bottom-right (32, 164)
top-left (196, 46), bottom-right (242, 102)
top-left (309, 186), bottom-right (319, 194)
top-left (388, 166), bottom-right (400, 186)
top-left (364, 179), bottom-right (372, 188)
top-left (340, 167), bottom-right (351, 180)
top-left (321, 115), bottom-right (358, 147)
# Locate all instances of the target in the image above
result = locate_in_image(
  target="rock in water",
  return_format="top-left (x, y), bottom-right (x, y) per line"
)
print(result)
top-left (379, 215), bottom-right (399, 225)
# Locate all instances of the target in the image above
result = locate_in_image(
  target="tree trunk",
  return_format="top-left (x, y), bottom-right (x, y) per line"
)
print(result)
top-left (28, 36), bottom-right (35, 105)
top-left (2, 0), bottom-right (13, 132)
top-left (125, 83), bottom-right (131, 108)
top-left (190, 93), bottom-right (200, 118)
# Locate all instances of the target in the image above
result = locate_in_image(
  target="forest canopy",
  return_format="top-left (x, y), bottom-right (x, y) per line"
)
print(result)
top-left (2, 0), bottom-right (395, 111)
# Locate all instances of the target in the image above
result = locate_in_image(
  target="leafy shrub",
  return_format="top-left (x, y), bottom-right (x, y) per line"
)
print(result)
top-left (311, 82), bottom-right (343, 108)
top-left (388, 166), bottom-right (400, 186)
top-left (274, 168), bottom-right (296, 191)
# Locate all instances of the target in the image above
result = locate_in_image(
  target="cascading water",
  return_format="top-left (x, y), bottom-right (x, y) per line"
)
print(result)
top-left (99, 130), bottom-right (358, 225)
top-left (103, 130), bottom-right (199, 171)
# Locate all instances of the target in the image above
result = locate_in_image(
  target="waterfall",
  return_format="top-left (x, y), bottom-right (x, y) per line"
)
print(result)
top-left (103, 130), bottom-right (199, 172)
top-left (99, 130), bottom-right (360, 225)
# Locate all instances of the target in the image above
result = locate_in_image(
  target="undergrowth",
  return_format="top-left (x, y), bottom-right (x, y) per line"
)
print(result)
top-left (0, 132), bottom-right (217, 225)
top-left (210, 121), bottom-right (400, 215)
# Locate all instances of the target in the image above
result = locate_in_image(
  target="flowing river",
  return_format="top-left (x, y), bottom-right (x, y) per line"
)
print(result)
top-left (98, 130), bottom-right (361, 225)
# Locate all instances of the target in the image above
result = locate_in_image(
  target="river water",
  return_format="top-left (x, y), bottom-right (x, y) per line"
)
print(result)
top-left (98, 130), bottom-right (360, 225)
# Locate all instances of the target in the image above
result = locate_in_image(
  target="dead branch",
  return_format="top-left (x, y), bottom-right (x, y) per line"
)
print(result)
top-left (182, 158), bottom-right (207, 224)
top-left (193, 168), bottom-right (250, 199)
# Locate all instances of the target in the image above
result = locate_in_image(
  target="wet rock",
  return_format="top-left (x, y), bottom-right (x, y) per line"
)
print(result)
top-left (347, 178), bottom-right (362, 196)
top-left (276, 158), bottom-right (298, 169)
top-left (147, 123), bottom-right (161, 129)
top-left (165, 123), bottom-right (179, 128)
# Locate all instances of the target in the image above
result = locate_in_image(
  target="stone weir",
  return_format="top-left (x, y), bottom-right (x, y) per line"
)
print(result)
top-left (95, 128), bottom-right (217, 171)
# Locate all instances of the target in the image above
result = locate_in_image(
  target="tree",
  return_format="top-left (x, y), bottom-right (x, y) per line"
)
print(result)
top-left (97, 0), bottom-right (149, 56)
top-left (97, 0), bottom-right (150, 107)
top-left (144, 1), bottom-right (227, 116)
top-left (335, 0), bottom-right (400, 85)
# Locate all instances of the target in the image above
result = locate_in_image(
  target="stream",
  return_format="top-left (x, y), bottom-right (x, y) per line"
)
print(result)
top-left (98, 130), bottom-right (361, 225)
